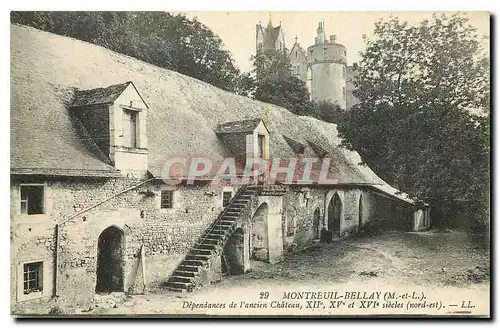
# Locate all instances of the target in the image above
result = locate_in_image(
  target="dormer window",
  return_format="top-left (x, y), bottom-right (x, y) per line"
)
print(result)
top-left (123, 109), bottom-right (138, 148)
top-left (257, 134), bottom-right (265, 159)
top-left (215, 118), bottom-right (269, 163)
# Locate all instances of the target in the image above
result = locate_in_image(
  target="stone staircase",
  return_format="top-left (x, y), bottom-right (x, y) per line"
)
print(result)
top-left (165, 184), bottom-right (260, 293)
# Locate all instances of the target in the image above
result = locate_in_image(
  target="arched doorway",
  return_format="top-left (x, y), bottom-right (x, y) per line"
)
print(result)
top-left (327, 193), bottom-right (342, 238)
top-left (313, 208), bottom-right (321, 239)
top-left (222, 228), bottom-right (245, 276)
top-left (96, 226), bottom-right (125, 293)
top-left (358, 195), bottom-right (363, 229)
top-left (251, 203), bottom-right (269, 261)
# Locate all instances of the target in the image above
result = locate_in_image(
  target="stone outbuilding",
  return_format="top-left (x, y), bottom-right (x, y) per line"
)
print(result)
top-left (10, 24), bottom-right (430, 313)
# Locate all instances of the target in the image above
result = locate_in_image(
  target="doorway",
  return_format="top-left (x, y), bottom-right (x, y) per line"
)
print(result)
top-left (222, 228), bottom-right (245, 276)
top-left (327, 193), bottom-right (342, 238)
top-left (251, 203), bottom-right (269, 261)
top-left (96, 226), bottom-right (125, 293)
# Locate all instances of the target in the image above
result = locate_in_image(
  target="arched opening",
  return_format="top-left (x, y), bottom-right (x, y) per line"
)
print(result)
top-left (222, 228), bottom-right (245, 276)
top-left (251, 203), bottom-right (269, 262)
top-left (96, 226), bottom-right (125, 293)
top-left (327, 193), bottom-right (342, 238)
top-left (313, 208), bottom-right (321, 239)
top-left (358, 195), bottom-right (363, 229)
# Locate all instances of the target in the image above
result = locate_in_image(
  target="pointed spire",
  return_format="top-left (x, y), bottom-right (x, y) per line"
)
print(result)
top-left (295, 35), bottom-right (298, 44)
top-left (267, 12), bottom-right (272, 27)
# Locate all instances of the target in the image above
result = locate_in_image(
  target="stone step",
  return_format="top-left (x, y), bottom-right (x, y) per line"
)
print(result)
top-left (166, 281), bottom-right (192, 290)
top-left (203, 239), bottom-right (221, 245)
top-left (205, 234), bottom-right (225, 240)
top-left (207, 229), bottom-right (228, 235)
top-left (186, 254), bottom-right (211, 261)
top-left (228, 203), bottom-right (246, 208)
top-left (198, 244), bottom-right (217, 250)
top-left (173, 270), bottom-right (199, 277)
top-left (235, 196), bottom-right (251, 200)
top-left (225, 210), bottom-right (241, 216)
top-left (167, 287), bottom-right (186, 293)
top-left (191, 249), bottom-right (213, 256)
top-left (217, 220), bottom-right (234, 225)
top-left (170, 276), bottom-right (192, 283)
top-left (183, 259), bottom-right (205, 266)
top-left (220, 215), bottom-right (239, 220)
top-left (177, 265), bottom-right (201, 272)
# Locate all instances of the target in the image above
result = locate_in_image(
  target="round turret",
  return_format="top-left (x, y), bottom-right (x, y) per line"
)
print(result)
top-left (307, 24), bottom-right (347, 109)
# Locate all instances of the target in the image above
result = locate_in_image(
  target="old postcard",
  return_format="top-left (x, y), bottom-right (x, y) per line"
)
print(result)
top-left (10, 11), bottom-right (490, 318)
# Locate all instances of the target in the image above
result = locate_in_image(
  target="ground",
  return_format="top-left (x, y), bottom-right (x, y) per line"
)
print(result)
top-left (87, 230), bottom-right (490, 317)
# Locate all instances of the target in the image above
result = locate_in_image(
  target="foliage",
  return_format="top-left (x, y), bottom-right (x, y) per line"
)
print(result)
top-left (11, 11), bottom-right (242, 93)
top-left (339, 14), bottom-right (490, 230)
top-left (250, 50), bottom-right (314, 115)
top-left (314, 101), bottom-right (345, 124)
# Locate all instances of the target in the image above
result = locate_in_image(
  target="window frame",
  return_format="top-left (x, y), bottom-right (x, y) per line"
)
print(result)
top-left (222, 191), bottom-right (233, 208)
top-left (23, 261), bottom-right (43, 295)
top-left (17, 259), bottom-right (47, 302)
top-left (122, 108), bottom-right (138, 148)
top-left (19, 184), bottom-right (45, 215)
top-left (257, 134), bottom-right (265, 159)
top-left (160, 190), bottom-right (174, 209)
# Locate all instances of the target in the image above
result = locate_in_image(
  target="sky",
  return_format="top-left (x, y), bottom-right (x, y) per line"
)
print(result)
top-left (182, 11), bottom-right (489, 73)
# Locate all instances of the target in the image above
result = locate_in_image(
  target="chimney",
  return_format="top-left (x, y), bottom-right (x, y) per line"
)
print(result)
top-left (317, 21), bottom-right (325, 45)
top-left (330, 35), bottom-right (337, 43)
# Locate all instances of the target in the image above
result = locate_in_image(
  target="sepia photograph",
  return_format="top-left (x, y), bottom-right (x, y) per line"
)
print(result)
top-left (9, 10), bottom-right (490, 318)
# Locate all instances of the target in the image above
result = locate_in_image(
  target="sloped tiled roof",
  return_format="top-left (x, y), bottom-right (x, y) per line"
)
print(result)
top-left (71, 82), bottom-right (130, 108)
top-left (10, 24), bottom-right (416, 204)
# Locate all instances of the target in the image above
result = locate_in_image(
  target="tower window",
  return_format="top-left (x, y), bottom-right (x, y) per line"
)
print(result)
top-left (295, 66), bottom-right (300, 75)
top-left (343, 87), bottom-right (346, 101)
top-left (20, 185), bottom-right (44, 215)
top-left (343, 66), bottom-right (346, 79)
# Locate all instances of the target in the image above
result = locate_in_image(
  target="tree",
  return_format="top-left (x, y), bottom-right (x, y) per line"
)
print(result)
top-left (314, 101), bottom-right (344, 124)
top-left (251, 49), bottom-right (314, 115)
top-left (11, 12), bottom-right (242, 93)
top-left (338, 14), bottom-right (489, 231)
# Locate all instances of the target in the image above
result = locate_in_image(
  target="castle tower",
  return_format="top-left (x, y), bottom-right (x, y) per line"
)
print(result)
top-left (307, 22), bottom-right (347, 109)
top-left (290, 36), bottom-right (308, 82)
top-left (255, 16), bottom-right (286, 55)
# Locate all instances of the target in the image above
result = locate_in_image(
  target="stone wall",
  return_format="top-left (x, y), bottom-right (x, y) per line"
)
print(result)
top-left (11, 176), bottom-right (238, 312)
top-left (282, 187), bottom-right (326, 252)
top-left (11, 175), bottom-right (417, 314)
